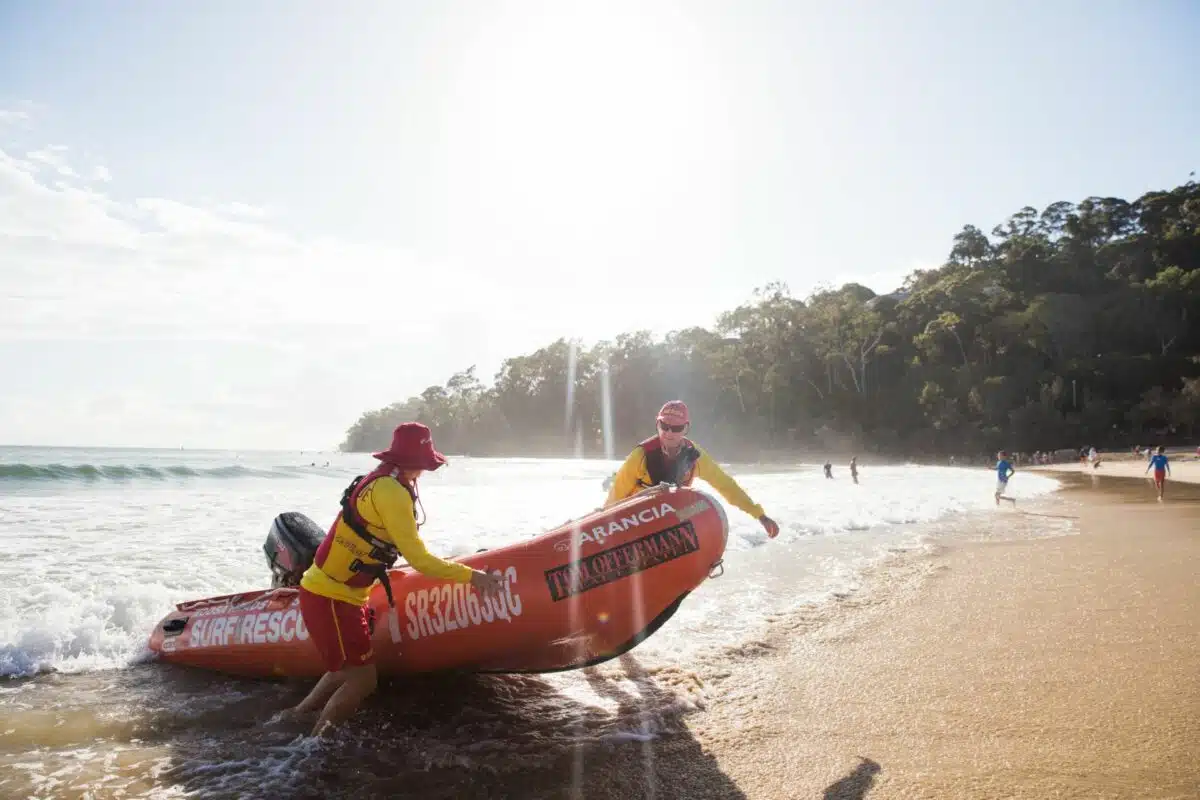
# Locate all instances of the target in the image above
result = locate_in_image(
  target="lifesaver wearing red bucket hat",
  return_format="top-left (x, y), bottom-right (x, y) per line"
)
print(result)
top-left (296, 423), bottom-right (499, 669)
top-left (285, 422), bottom-right (503, 737)
top-left (372, 421), bottom-right (448, 471)
top-left (604, 401), bottom-right (781, 540)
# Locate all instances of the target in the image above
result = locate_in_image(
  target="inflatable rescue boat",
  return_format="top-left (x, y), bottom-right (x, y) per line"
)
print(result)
top-left (147, 485), bottom-right (728, 678)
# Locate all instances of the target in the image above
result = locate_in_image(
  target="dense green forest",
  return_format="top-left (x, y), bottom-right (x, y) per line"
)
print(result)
top-left (342, 180), bottom-right (1200, 461)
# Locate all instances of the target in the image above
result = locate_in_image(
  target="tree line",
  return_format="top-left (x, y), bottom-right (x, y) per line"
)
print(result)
top-left (342, 179), bottom-right (1200, 461)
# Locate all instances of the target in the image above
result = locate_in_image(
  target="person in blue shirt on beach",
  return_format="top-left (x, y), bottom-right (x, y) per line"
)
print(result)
top-left (995, 451), bottom-right (1016, 506)
top-left (1145, 446), bottom-right (1171, 501)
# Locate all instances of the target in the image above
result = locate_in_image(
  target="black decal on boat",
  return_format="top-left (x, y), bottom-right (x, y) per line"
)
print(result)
top-left (543, 521), bottom-right (700, 602)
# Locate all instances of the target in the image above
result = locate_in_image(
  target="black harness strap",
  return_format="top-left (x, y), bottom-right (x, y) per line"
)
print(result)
top-left (640, 441), bottom-right (701, 488)
top-left (339, 474), bottom-right (411, 608)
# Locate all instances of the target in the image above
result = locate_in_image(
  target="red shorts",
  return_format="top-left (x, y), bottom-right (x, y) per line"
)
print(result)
top-left (1154, 469), bottom-right (1166, 486)
top-left (298, 587), bottom-right (375, 672)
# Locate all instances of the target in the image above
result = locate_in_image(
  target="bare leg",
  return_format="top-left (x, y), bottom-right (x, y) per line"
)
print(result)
top-left (311, 664), bottom-right (378, 737)
top-left (286, 671), bottom-right (348, 718)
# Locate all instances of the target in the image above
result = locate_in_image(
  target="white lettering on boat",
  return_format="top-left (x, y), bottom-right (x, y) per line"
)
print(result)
top-left (186, 607), bottom-right (309, 648)
top-left (183, 593), bottom-right (293, 618)
top-left (554, 502), bottom-right (677, 552)
top-left (396, 565), bottom-right (522, 642)
top-left (674, 497), bottom-right (711, 521)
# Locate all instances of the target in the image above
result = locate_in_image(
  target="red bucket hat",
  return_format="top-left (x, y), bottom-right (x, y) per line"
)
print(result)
top-left (372, 422), bottom-right (447, 471)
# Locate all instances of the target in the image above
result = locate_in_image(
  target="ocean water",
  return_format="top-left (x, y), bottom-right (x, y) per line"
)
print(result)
top-left (0, 446), bottom-right (1067, 798)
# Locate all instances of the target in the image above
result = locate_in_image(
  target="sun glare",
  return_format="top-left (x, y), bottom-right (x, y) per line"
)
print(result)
top-left (443, 5), bottom-right (728, 239)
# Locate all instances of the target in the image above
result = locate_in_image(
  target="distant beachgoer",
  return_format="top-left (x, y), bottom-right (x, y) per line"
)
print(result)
top-left (1145, 446), bottom-right (1170, 501)
top-left (849, 457), bottom-right (859, 484)
top-left (995, 451), bottom-right (1016, 506)
top-left (279, 422), bottom-right (502, 737)
top-left (823, 462), bottom-right (833, 479)
top-left (605, 400), bottom-right (780, 539)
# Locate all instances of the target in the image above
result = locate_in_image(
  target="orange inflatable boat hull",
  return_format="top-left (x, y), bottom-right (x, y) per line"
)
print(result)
top-left (147, 485), bottom-right (729, 678)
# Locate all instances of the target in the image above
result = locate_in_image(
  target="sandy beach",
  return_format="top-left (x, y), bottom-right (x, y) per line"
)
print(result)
top-left (1034, 456), bottom-right (1200, 486)
top-left (245, 473), bottom-right (1199, 800)
top-left (691, 481), bottom-right (1199, 799)
top-left (525, 476), bottom-right (1200, 800)
top-left (358, 473), bottom-right (1199, 799)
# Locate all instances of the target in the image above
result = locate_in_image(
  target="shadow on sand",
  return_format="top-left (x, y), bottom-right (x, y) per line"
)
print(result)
top-left (822, 757), bottom-right (881, 799)
top-left (143, 652), bottom-right (746, 800)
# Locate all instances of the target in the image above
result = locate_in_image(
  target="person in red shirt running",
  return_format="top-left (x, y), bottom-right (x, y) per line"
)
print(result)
top-left (1145, 446), bottom-right (1171, 502)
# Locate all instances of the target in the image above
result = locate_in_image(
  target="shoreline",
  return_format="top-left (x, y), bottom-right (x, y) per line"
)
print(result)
top-left (278, 472), bottom-right (1195, 800)
top-left (6, 443), bottom-right (1198, 476)
top-left (1032, 458), bottom-right (1200, 485)
top-left (694, 477), bottom-right (1197, 798)
top-left (3, 467), bottom-right (1196, 798)
top-left (529, 473), bottom-right (1200, 799)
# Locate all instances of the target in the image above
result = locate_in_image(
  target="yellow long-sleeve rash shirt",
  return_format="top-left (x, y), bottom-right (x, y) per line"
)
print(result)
top-left (300, 475), bottom-right (473, 606)
top-left (604, 444), bottom-right (765, 520)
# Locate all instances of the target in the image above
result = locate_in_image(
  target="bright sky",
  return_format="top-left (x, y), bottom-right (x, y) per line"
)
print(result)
top-left (1, 0), bottom-right (1197, 449)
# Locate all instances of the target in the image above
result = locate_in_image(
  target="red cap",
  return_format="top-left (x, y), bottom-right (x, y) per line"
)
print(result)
top-left (657, 400), bottom-right (690, 426)
top-left (372, 422), bottom-right (447, 471)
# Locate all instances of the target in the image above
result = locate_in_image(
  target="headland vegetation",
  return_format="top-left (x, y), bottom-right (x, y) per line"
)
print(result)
top-left (342, 179), bottom-right (1200, 464)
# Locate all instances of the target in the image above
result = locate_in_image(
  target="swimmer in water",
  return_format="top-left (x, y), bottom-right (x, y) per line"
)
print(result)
top-left (1145, 446), bottom-right (1170, 501)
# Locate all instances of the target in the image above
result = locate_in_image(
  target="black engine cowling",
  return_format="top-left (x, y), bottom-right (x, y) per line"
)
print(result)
top-left (263, 512), bottom-right (326, 588)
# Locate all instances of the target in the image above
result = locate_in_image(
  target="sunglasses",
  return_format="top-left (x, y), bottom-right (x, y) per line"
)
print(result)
top-left (658, 421), bottom-right (687, 433)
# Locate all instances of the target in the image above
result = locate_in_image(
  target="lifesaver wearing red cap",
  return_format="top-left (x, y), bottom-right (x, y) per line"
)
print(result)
top-left (637, 436), bottom-right (702, 489)
top-left (310, 463), bottom-right (418, 608)
top-left (656, 400), bottom-right (690, 426)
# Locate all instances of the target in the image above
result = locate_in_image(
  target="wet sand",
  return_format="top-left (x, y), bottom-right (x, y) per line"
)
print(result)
top-left (1034, 457), bottom-right (1200, 485)
top-left (355, 476), bottom-right (1198, 799)
top-left (654, 477), bottom-right (1199, 799)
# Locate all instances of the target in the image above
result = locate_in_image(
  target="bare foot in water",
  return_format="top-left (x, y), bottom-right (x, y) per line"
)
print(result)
top-left (310, 719), bottom-right (339, 739)
top-left (265, 707), bottom-right (312, 727)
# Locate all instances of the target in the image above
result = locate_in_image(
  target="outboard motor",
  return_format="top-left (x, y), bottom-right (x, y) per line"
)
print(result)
top-left (263, 512), bottom-right (326, 588)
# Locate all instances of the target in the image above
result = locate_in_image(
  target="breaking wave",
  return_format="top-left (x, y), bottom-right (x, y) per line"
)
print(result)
top-left (0, 462), bottom-right (327, 483)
